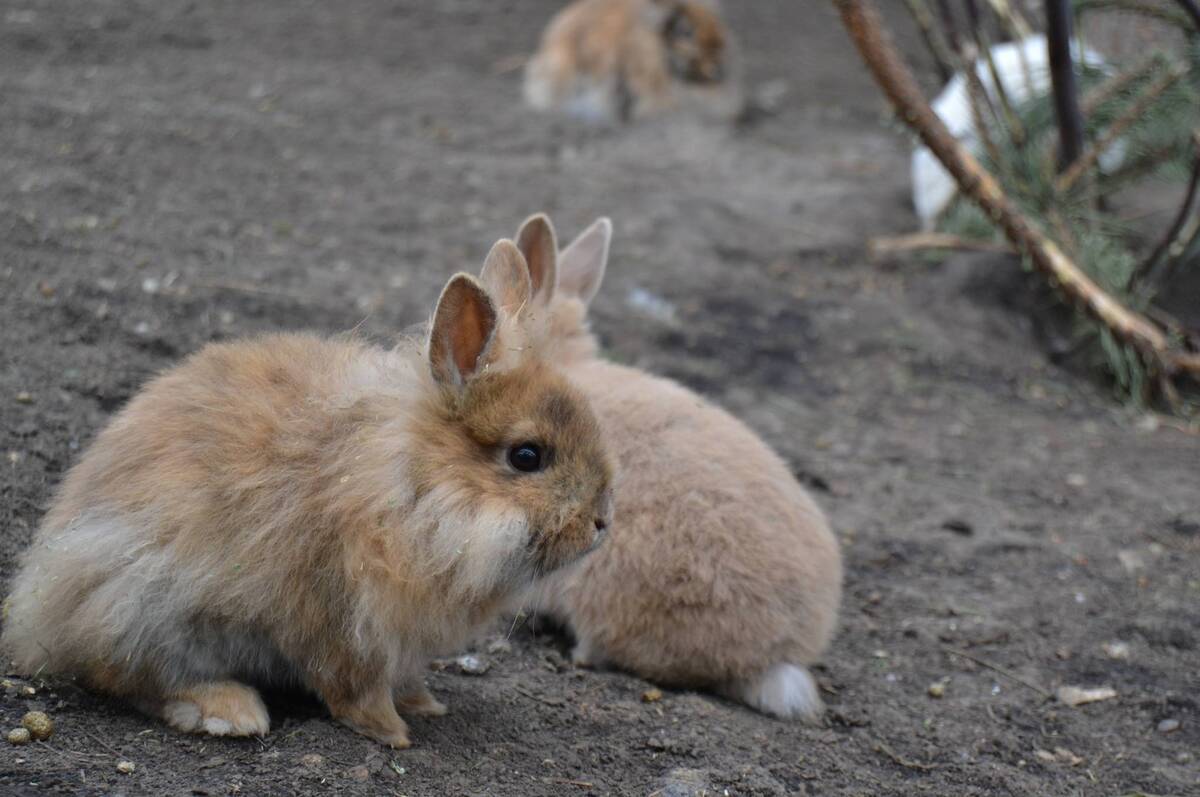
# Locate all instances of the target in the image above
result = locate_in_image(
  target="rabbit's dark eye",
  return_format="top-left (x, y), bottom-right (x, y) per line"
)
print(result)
top-left (508, 443), bottom-right (544, 473)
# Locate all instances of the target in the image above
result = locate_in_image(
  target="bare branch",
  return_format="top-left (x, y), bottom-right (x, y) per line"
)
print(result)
top-left (1131, 131), bottom-right (1200, 289)
top-left (902, 0), bottom-right (956, 82)
top-left (869, 232), bottom-right (1016, 257)
top-left (1073, 0), bottom-right (1192, 29)
top-left (1045, 0), bottom-right (1086, 170)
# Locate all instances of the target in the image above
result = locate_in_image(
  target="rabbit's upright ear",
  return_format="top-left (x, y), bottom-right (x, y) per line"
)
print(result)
top-left (428, 270), bottom-right (499, 387)
top-left (558, 218), bottom-right (611, 305)
top-left (480, 237), bottom-right (533, 316)
top-left (516, 213), bottom-right (559, 305)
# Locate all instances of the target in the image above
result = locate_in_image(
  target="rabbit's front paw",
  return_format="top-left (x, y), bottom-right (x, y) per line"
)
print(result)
top-left (162, 681), bottom-right (270, 737)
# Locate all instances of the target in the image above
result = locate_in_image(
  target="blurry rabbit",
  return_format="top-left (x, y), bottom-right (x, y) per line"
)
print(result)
top-left (524, 0), bottom-right (736, 122)
top-left (507, 214), bottom-right (841, 721)
top-left (2, 240), bottom-right (615, 747)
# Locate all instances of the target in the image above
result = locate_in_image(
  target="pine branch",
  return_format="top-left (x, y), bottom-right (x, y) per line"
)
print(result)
top-left (1056, 62), bottom-right (1188, 193)
top-left (1080, 53), bottom-right (1163, 117)
top-left (832, 0), bottom-right (1200, 385)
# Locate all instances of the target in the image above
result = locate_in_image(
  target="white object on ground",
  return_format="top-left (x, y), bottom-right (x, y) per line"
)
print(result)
top-left (911, 34), bottom-right (1122, 229)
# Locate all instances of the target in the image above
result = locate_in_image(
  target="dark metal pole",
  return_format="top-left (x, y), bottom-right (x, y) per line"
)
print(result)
top-left (1045, 0), bottom-right (1085, 170)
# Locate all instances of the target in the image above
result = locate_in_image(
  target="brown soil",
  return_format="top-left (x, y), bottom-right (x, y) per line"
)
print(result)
top-left (1, 1), bottom-right (1196, 795)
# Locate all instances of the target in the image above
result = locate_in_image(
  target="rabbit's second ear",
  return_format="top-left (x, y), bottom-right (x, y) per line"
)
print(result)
top-left (516, 214), bottom-right (558, 304)
top-left (558, 218), bottom-right (612, 305)
top-left (480, 238), bottom-right (533, 315)
top-left (428, 272), bottom-right (498, 387)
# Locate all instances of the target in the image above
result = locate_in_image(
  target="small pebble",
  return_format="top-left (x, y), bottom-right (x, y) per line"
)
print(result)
top-left (20, 686), bottom-right (36, 697)
top-left (1056, 685), bottom-right (1116, 707)
top-left (15, 391), bottom-right (33, 404)
top-left (300, 753), bottom-right (324, 768)
top-left (21, 711), bottom-right (53, 741)
top-left (455, 654), bottom-right (490, 676)
top-left (486, 638), bottom-right (513, 655)
top-left (116, 760), bottom-right (136, 774)
top-left (641, 688), bottom-right (663, 703)
top-left (941, 518), bottom-right (973, 536)
top-left (1157, 718), bottom-right (1181, 734)
top-left (927, 680), bottom-right (947, 698)
top-left (347, 765), bottom-right (370, 782)
top-left (7, 728), bottom-right (31, 746)
top-left (1066, 473), bottom-right (1087, 488)
top-left (1101, 641), bottom-right (1130, 660)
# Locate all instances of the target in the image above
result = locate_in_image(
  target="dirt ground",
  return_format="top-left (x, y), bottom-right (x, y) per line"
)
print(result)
top-left (1, 1), bottom-right (1197, 794)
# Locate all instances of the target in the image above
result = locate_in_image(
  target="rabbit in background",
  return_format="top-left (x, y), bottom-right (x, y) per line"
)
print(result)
top-left (1, 240), bottom-right (615, 748)
top-left (524, 0), bottom-right (739, 123)
top-left (504, 214), bottom-right (843, 722)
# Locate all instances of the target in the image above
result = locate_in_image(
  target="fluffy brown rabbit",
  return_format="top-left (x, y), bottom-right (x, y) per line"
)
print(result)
top-left (1, 241), bottom-right (614, 747)
top-left (523, 0), bottom-right (736, 122)
top-left (506, 215), bottom-right (842, 721)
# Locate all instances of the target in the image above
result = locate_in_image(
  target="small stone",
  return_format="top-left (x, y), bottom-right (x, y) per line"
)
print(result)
top-left (927, 679), bottom-right (947, 698)
top-left (1053, 747), bottom-right (1084, 766)
top-left (941, 518), bottom-right (973, 536)
top-left (300, 753), bottom-right (324, 768)
top-left (1101, 641), bottom-right (1130, 660)
top-left (7, 728), bottom-right (31, 746)
top-left (21, 711), bottom-right (53, 740)
top-left (141, 277), bottom-right (160, 294)
top-left (1135, 414), bottom-right (1160, 433)
top-left (15, 391), bottom-right (33, 404)
top-left (1066, 473), bottom-right (1087, 488)
top-left (1056, 685), bottom-right (1117, 707)
top-left (347, 765), bottom-right (370, 782)
top-left (1169, 516), bottom-right (1199, 537)
top-left (486, 638), bottom-right (512, 655)
top-left (455, 654), bottom-right (490, 676)
top-left (641, 688), bottom-right (663, 703)
top-left (1157, 718), bottom-right (1181, 734)
top-left (116, 760), bottom-right (136, 774)
top-left (1117, 549), bottom-right (1145, 573)
top-left (19, 685), bottom-right (36, 697)
top-left (37, 282), bottom-right (56, 299)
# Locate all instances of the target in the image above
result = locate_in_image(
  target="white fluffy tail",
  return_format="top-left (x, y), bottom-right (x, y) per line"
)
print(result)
top-left (727, 663), bottom-right (823, 722)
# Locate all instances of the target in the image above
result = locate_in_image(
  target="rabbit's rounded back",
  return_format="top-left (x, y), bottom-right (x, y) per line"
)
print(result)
top-left (508, 214), bottom-right (842, 718)
top-left (2, 241), bottom-right (614, 744)
top-left (523, 0), bottom-right (736, 122)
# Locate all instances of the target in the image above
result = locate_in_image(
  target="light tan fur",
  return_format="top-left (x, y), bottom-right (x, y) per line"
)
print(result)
top-left (508, 214), bottom-right (842, 721)
top-left (523, 0), bottom-right (736, 122)
top-left (2, 241), bottom-right (614, 747)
